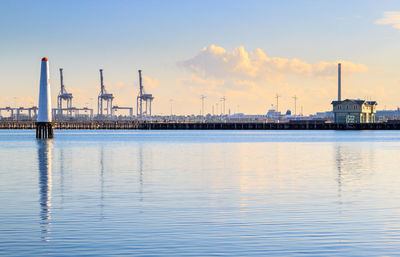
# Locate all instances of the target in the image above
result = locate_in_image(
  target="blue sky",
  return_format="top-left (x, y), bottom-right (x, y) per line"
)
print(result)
top-left (1, 0), bottom-right (400, 114)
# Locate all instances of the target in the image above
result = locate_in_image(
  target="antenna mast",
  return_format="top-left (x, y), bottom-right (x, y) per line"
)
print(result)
top-left (275, 94), bottom-right (281, 112)
top-left (200, 95), bottom-right (206, 117)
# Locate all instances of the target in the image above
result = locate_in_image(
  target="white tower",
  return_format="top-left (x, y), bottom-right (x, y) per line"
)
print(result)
top-left (36, 57), bottom-right (54, 138)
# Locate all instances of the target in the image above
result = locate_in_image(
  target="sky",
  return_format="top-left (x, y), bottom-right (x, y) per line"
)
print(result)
top-left (0, 0), bottom-right (400, 115)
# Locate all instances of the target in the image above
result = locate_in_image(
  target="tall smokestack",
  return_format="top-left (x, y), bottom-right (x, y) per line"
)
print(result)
top-left (338, 63), bottom-right (341, 102)
top-left (36, 57), bottom-right (54, 138)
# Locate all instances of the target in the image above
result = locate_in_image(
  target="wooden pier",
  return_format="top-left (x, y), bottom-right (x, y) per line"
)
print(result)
top-left (1, 120), bottom-right (400, 130)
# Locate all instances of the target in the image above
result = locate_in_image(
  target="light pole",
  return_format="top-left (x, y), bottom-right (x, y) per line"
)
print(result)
top-left (220, 96), bottom-right (226, 115)
top-left (275, 94), bottom-right (280, 113)
top-left (170, 99), bottom-right (173, 120)
top-left (200, 95), bottom-right (206, 118)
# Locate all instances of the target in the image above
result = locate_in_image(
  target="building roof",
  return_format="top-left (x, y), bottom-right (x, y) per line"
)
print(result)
top-left (331, 99), bottom-right (377, 106)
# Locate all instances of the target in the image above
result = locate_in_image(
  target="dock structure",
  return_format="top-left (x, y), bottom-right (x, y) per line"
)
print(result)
top-left (136, 70), bottom-right (154, 119)
top-left (57, 68), bottom-right (73, 117)
top-left (97, 69), bottom-right (114, 118)
top-left (0, 106), bottom-right (37, 120)
top-left (3, 120), bottom-right (400, 130)
top-left (112, 106), bottom-right (134, 117)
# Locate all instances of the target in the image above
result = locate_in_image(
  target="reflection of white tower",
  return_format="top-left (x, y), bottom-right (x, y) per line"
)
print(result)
top-left (36, 57), bottom-right (54, 138)
top-left (38, 140), bottom-right (52, 241)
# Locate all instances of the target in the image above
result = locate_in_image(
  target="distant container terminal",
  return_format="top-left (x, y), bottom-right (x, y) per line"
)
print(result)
top-left (2, 58), bottom-right (400, 131)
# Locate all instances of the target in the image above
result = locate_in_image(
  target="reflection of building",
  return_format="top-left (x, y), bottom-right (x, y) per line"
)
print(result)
top-left (99, 147), bottom-right (105, 220)
top-left (332, 99), bottom-right (377, 123)
top-left (37, 140), bottom-right (52, 241)
top-left (335, 144), bottom-right (375, 199)
top-left (336, 145), bottom-right (343, 199)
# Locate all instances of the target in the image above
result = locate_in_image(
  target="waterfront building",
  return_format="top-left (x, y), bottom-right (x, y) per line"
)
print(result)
top-left (331, 99), bottom-right (377, 123)
top-left (266, 109), bottom-right (282, 120)
top-left (311, 111), bottom-right (334, 121)
top-left (376, 108), bottom-right (400, 122)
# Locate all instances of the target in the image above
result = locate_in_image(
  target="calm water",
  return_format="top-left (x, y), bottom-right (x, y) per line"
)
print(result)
top-left (1, 130), bottom-right (400, 256)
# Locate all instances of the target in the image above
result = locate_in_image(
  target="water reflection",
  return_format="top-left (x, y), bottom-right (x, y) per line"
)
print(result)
top-left (99, 146), bottom-right (105, 220)
top-left (37, 139), bottom-right (53, 241)
top-left (4, 131), bottom-right (397, 256)
top-left (59, 148), bottom-right (65, 207)
top-left (336, 145), bottom-right (343, 199)
top-left (335, 143), bottom-right (375, 197)
top-left (138, 143), bottom-right (143, 201)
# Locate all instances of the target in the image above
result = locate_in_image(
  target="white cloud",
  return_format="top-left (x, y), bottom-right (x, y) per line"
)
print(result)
top-left (313, 60), bottom-right (368, 77)
top-left (142, 75), bottom-right (159, 90)
top-left (0, 96), bottom-right (36, 107)
top-left (114, 82), bottom-right (126, 88)
top-left (68, 88), bottom-right (89, 105)
top-left (180, 45), bottom-right (367, 83)
top-left (176, 45), bottom-right (369, 114)
top-left (376, 11), bottom-right (400, 29)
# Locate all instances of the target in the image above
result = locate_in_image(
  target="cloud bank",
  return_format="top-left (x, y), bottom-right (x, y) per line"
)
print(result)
top-left (177, 45), bottom-right (369, 114)
top-left (180, 45), bottom-right (367, 84)
top-left (142, 75), bottom-right (159, 89)
top-left (376, 11), bottom-right (400, 29)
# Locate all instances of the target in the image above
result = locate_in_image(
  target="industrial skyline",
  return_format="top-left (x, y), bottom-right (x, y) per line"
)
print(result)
top-left (1, 0), bottom-right (400, 115)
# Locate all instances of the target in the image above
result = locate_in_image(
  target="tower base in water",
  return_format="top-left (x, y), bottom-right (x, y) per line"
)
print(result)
top-left (36, 122), bottom-right (54, 139)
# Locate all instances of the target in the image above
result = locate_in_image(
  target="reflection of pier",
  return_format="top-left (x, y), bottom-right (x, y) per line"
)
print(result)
top-left (99, 147), bottom-right (105, 220)
top-left (138, 143), bottom-right (144, 201)
top-left (335, 145), bottom-right (343, 200)
top-left (37, 140), bottom-right (53, 241)
top-left (59, 148), bottom-right (65, 207)
top-left (335, 144), bottom-right (375, 199)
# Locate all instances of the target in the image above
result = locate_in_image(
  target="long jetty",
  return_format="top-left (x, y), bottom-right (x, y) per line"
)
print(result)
top-left (1, 120), bottom-right (400, 130)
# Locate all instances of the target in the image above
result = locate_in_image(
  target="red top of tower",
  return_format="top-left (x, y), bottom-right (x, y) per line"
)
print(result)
top-left (41, 57), bottom-right (48, 61)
